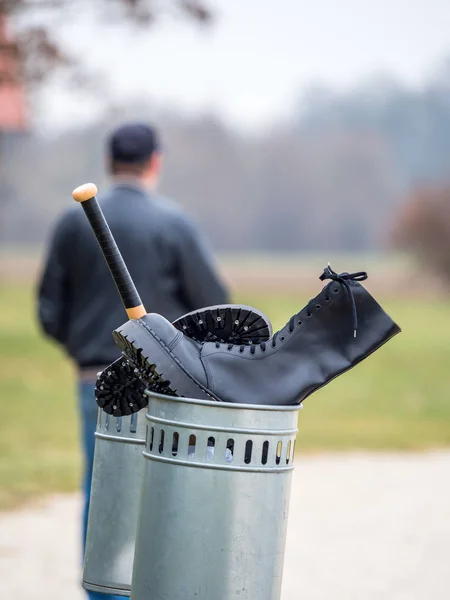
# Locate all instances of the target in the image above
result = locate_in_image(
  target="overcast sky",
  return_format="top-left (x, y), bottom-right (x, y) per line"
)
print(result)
top-left (33, 0), bottom-right (450, 133)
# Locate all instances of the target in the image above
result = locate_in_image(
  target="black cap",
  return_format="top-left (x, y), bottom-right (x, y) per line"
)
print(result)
top-left (108, 123), bottom-right (161, 163)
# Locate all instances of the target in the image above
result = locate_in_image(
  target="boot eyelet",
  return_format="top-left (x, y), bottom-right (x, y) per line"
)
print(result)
top-left (298, 320), bottom-right (303, 326)
top-left (333, 288), bottom-right (339, 294)
top-left (306, 312), bottom-right (312, 318)
top-left (316, 304), bottom-right (321, 310)
top-left (325, 297), bottom-right (330, 302)
top-left (280, 336), bottom-right (285, 341)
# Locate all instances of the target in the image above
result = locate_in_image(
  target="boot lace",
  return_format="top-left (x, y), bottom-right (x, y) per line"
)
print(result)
top-left (214, 265), bottom-right (368, 354)
top-left (320, 265), bottom-right (368, 338)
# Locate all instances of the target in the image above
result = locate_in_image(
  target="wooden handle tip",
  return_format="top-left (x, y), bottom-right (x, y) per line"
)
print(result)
top-left (72, 183), bottom-right (98, 202)
top-left (126, 305), bottom-right (147, 320)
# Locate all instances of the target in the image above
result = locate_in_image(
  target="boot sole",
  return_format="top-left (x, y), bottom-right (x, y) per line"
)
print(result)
top-left (95, 357), bottom-right (149, 416)
top-left (173, 305), bottom-right (271, 343)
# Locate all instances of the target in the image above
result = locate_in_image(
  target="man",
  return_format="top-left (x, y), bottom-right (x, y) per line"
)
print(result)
top-left (37, 122), bottom-right (229, 600)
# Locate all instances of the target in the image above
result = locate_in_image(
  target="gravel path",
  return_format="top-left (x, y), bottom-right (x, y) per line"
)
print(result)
top-left (1, 451), bottom-right (449, 599)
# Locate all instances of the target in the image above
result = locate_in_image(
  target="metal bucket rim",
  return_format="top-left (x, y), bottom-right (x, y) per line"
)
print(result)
top-left (145, 390), bottom-right (302, 412)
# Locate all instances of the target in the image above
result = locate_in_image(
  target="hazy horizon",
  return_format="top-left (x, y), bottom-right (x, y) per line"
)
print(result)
top-left (12, 0), bottom-right (450, 133)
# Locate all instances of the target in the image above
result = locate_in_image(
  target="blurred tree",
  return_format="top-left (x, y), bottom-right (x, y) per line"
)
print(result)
top-left (390, 186), bottom-right (450, 285)
top-left (0, 0), bottom-right (212, 89)
top-left (0, 0), bottom-right (212, 249)
top-left (297, 63), bottom-right (450, 185)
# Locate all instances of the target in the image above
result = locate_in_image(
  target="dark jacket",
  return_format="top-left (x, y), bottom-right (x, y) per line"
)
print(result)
top-left (37, 183), bottom-right (229, 367)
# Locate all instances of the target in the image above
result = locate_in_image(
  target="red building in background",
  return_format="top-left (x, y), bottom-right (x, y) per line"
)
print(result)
top-left (0, 13), bottom-right (28, 240)
top-left (0, 14), bottom-right (27, 133)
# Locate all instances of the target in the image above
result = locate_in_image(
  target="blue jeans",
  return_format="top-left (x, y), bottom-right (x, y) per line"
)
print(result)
top-left (78, 381), bottom-right (126, 600)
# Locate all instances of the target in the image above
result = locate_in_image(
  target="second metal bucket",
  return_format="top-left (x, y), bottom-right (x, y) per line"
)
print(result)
top-left (82, 407), bottom-right (146, 596)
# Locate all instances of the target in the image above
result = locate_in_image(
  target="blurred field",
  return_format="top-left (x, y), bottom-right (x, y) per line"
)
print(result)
top-left (1, 269), bottom-right (450, 511)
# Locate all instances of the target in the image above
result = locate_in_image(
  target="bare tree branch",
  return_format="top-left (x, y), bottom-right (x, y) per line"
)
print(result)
top-left (0, 0), bottom-right (213, 91)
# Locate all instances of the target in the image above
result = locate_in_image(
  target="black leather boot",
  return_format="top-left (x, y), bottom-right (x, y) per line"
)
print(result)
top-left (95, 304), bottom-right (272, 415)
top-left (112, 266), bottom-right (401, 408)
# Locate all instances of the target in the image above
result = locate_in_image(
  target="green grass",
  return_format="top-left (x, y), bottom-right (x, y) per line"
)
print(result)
top-left (1, 283), bottom-right (450, 510)
top-left (0, 284), bottom-right (80, 510)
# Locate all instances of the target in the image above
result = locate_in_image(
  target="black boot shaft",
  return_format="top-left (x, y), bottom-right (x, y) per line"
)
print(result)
top-left (200, 279), bottom-right (400, 405)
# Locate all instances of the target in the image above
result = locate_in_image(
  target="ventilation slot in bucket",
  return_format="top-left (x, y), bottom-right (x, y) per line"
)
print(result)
top-left (226, 438), bottom-right (234, 463)
top-left (188, 434), bottom-right (196, 458)
top-left (286, 440), bottom-right (291, 464)
top-left (158, 429), bottom-right (165, 454)
top-left (244, 440), bottom-right (253, 464)
top-left (172, 432), bottom-right (179, 456)
top-left (206, 437), bottom-right (215, 461)
top-left (276, 441), bottom-right (282, 465)
top-left (130, 412), bottom-right (138, 434)
top-left (261, 441), bottom-right (269, 465)
top-left (149, 427), bottom-right (154, 451)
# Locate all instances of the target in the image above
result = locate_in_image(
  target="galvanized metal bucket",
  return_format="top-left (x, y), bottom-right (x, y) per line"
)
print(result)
top-left (82, 407), bottom-right (146, 596)
top-left (130, 391), bottom-right (301, 600)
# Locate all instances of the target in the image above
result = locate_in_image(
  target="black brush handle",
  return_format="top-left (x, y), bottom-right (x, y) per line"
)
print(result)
top-left (72, 183), bottom-right (146, 319)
